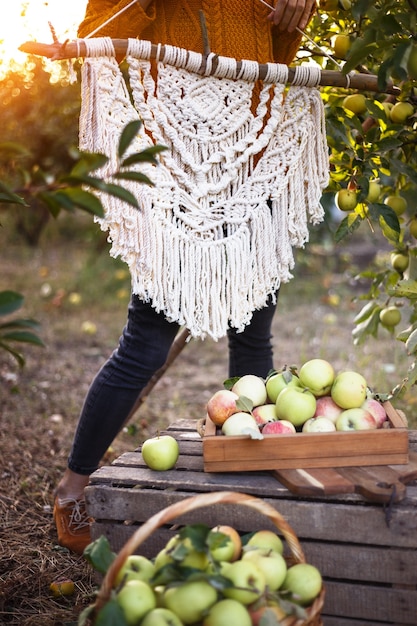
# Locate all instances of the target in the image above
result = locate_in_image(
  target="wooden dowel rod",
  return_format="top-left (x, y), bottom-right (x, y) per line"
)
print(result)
top-left (19, 39), bottom-right (400, 95)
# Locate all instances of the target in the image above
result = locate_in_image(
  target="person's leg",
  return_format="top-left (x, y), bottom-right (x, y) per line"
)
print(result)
top-left (54, 296), bottom-right (179, 552)
top-left (227, 293), bottom-right (278, 378)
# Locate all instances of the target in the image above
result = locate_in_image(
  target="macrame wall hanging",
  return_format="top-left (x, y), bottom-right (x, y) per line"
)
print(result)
top-left (78, 36), bottom-right (329, 341)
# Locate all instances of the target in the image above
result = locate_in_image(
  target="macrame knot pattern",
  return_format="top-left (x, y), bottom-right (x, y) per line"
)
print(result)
top-left (78, 38), bottom-right (329, 340)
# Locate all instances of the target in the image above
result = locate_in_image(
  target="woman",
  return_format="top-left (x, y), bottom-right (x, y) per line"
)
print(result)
top-left (54, 0), bottom-right (317, 554)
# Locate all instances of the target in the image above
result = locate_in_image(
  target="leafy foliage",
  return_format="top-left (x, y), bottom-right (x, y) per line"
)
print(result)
top-left (303, 0), bottom-right (417, 397)
top-left (0, 290), bottom-right (44, 367)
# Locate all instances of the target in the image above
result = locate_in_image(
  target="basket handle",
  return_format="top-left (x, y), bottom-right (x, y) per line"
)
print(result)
top-left (95, 490), bottom-right (306, 612)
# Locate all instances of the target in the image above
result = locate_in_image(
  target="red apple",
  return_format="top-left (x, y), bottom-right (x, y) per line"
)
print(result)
top-left (314, 395), bottom-right (343, 423)
top-left (206, 389), bottom-right (239, 426)
top-left (361, 398), bottom-right (387, 428)
top-left (262, 420), bottom-right (296, 435)
top-left (252, 404), bottom-right (278, 425)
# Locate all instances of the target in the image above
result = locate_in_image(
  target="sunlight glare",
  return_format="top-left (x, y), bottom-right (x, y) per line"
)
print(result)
top-left (1, 2), bottom-right (87, 76)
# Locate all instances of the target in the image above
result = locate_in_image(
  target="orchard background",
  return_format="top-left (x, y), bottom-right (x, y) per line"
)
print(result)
top-left (1, 1), bottom-right (417, 624)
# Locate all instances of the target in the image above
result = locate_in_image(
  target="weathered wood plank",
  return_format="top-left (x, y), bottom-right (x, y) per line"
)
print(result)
top-left (85, 484), bottom-right (417, 548)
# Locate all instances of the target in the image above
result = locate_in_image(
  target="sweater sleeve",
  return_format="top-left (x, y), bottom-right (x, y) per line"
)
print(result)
top-left (77, 0), bottom-right (156, 39)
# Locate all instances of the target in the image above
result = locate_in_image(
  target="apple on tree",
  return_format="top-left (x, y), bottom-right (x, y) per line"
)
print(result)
top-left (141, 434), bottom-right (179, 471)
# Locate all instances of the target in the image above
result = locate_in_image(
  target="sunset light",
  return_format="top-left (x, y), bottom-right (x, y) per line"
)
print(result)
top-left (1, 2), bottom-right (87, 76)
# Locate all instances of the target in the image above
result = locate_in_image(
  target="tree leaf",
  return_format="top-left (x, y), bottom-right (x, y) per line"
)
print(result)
top-left (118, 120), bottom-right (143, 159)
top-left (0, 291), bottom-right (24, 316)
top-left (83, 536), bottom-right (116, 574)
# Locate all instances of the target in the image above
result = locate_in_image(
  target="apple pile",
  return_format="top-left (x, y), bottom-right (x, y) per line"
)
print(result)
top-left (111, 524), bottom-right (323, 626)
top-left (206, 359), bottom-right (389, 436)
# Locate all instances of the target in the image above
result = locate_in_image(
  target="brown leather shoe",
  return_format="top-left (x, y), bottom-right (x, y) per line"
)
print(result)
top-left (53, 497), bottom-right (92, 555)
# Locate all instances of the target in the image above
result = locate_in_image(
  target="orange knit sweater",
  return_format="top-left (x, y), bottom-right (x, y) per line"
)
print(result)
top-left (77, 0), bottom-right (313, 65)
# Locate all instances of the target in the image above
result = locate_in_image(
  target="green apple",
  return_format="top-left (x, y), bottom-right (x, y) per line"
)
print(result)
top-left (298, 358), bottom-right (335, 397)
top-left (202, 598), bottom-right (252, 626)
top-left (366, 180), bottom-right (381, 203)
top-left (336, 407), bottom-right (377, 431)
top-left (206, 389), bottom-right (239, 426)
top-left (249, 601), bottom-right (288, 626)
top-left (331, 371), bottom-right (367, 409)
top-left (343, 94), bottom-right (367, 115)
top-left (390, 101), bottom-right (414, 124)
top-left (335, 188), bottom-right (358, 212)
top-left (117, 579), bottom-right (156, 625)
top-left (115, 554), bottom-right (156, 586)
top-left (275, 386), bottom-right (317, 427)
top-left (155, 537), bottom-right (208, 571)
top-left (391, 252), bottom-right (409, 273)
top-left (282, 563), bottom-right (322, 606)
top-left (245, 529), bottom-right (284, 555)
top-left (163, 580), bottom-right (217, 624)
top-left (379, 306), bottom-right (401, 328)
top-left (141, 435), bottom-right (179, 471)
top-left (221, 560), bottom-right (266, 605)
top-left (208, 525), bottom-right (242, 562)
top-left (141, 607), bottom-right (184, 626)
top-left (333, 34), bottom-right (351, 59)
top-left (221, 412), bottom-right (260, 436)
top-left (265, 370), bottom-right (302, 403)
top-left (231, 374), bottom-right (267, 407)
top-left (242, 550), bottom-right (287, 591)
top-left (384, 194), bottom-right (407, 216)
top-left (410, 217), bottom-right (417, 238)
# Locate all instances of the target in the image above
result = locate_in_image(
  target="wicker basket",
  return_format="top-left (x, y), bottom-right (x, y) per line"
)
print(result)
top-left (91, 491), bottom-right (325, 625)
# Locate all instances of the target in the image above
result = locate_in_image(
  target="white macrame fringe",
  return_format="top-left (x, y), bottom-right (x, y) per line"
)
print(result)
top-left (78, 37), bottom-right (329, 340)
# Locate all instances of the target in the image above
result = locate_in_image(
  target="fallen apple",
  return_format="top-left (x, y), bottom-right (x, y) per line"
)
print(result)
top-left (231, 374), bottom-right (267, 407)
top-left (206, 389), bottom-right (239, 426)
top-left (336, 407), bottom-right (377, 431)
top-left (141, 435), bottom-right (179, 471)
top-left (331, 370), bottom-right (367, 409)
top-left (49, 579), bottom-right (75, 597)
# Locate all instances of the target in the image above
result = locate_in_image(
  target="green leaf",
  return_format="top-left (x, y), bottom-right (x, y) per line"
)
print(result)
top-left (95, 599), bottom-right (129, 626)
top-left (334, 213), bottom-right (362, 243)
top-left (83, 536), bottom-right (116, 574)
top-left (236, 395), bottom-right (254, 413)
top-left (0, 291), bottom-right (24, 316)
top-left (0, 330), bottom-right (44, 346)
top-left (0, 181), bottom-right (28, 206)
top-left (53, 188), bottom-right (105, 217)
top-left (121, 145), bottom-right (168, 168)
top-left (100, 183), bottom-right (139, 209)
top-left (114, 171), bottom-right (154, 186)
top-left (0, 340), bottom-right (25, 367)
top-left (406, 328), bottom-right (417, 355)
top-left (388, 279), bottom-right (417, 299)
top-left (118, 120), bottom-right (143, 159)
top-left (354, 301), bottom-right (380, 324)
top-left (71, 152), bottom-right (109, 177)
top-left (77, 604), bottom-right (96, 626)
top-left (179, 523), bottom-right (210, 553)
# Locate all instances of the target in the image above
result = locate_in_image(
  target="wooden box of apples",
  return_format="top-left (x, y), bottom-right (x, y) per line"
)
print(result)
top-left (202, 359), bottom-right (408, 472)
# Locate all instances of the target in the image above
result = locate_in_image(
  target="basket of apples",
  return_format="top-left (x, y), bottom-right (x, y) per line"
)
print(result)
top-left (202, 358), bottom-right (408, 471)
top-left (80, 491), bottom-right (324, 626)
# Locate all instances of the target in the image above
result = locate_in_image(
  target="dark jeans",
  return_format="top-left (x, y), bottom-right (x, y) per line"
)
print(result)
top-left (68, 293), bottom-right (277, 474)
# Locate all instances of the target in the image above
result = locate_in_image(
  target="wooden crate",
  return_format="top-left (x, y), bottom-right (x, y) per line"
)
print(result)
top-left (85, 420), bottom-right (417, 626)
top-left (203, 401), bottom-right (409, 471)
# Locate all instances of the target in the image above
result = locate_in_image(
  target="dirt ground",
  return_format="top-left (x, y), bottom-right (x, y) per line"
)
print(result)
top-left (0, 225), bottom-right (412, 625)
